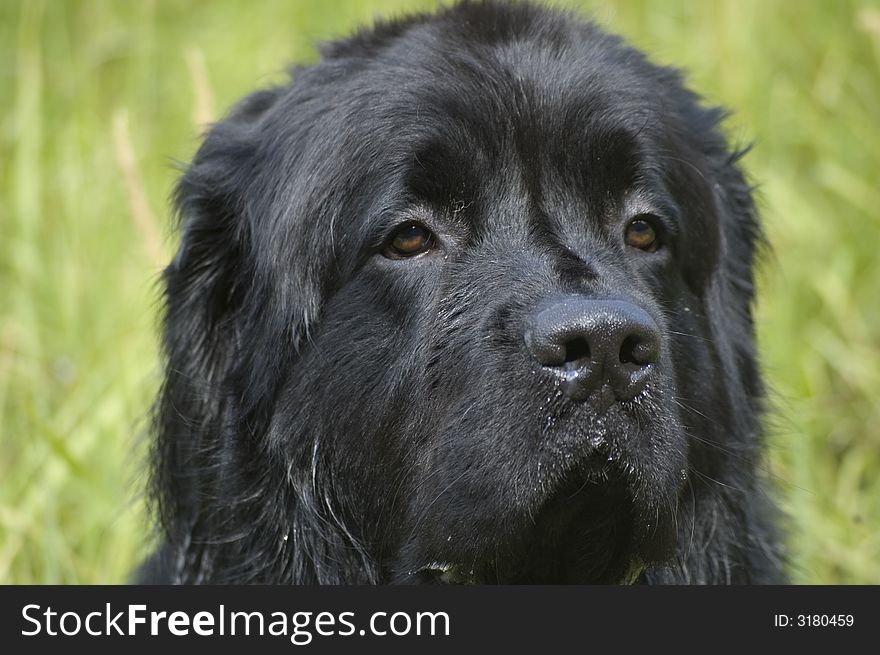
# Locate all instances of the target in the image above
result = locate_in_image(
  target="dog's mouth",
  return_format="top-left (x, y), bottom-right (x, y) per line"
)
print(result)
top-left (415, 559), bottom-right (644, 585)
top-left (404, 467), bottom-right (673, 585)
top-left (414, 563), bottom-right (482, 585)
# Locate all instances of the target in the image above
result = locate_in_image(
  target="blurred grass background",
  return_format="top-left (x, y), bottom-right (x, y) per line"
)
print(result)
top-left (1, 0), bottom-right (878, 584)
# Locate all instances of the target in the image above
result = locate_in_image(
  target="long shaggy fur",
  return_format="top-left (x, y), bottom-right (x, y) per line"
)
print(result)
top-left (140, 0), bottom-right (785, 585)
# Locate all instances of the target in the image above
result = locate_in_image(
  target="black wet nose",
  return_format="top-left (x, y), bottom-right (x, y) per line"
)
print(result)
top-left (525, 298), bottom-right (661, 401)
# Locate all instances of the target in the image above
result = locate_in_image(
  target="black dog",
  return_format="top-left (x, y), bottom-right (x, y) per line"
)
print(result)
top-left (141, 0), bottom-right (785, 584)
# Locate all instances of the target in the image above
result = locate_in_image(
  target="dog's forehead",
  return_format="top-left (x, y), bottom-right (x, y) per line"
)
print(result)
top-left (354, 36), bottom-right (663, 235)
top-left (264, 11), bottom-right (716, 277)
top-left (370, 28), bottom-right (660, 149)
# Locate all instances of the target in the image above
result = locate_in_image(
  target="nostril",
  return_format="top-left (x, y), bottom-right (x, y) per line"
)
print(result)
top-left (619, 334), bottom-right (658, 371)
top-left (563, 337), bottom-right (591, 367)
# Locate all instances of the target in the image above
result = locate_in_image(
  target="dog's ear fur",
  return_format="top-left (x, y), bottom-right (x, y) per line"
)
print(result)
top-left (703, 145), bottom-right (786, 584)
top-left (641, 86), bottom-right (785, 584)
top-left (150, 90), bottom-right (277, 581)
top-left (148, 86), bottom-right (379, 583)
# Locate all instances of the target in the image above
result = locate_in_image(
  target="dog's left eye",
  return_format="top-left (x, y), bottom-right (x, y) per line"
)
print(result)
top-left (383, 222), bottom-right (436, 259)
top-left (624, 216), bottom-right (660, 252)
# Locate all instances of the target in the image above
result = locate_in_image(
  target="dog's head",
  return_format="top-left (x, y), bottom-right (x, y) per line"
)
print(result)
top-left (153, 1), bottom-right (765, 584)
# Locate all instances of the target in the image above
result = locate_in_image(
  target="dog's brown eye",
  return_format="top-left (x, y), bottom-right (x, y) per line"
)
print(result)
top-left (624, 217), bottom-right (659, 252)
top-left (384, 222), bottom-right (435, 259)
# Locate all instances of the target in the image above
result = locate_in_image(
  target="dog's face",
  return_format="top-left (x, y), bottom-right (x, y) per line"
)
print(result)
top-left (154, 2), bottom-right (768, 584)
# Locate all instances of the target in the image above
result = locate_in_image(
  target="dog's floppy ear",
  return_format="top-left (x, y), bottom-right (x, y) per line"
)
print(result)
top-left (149, 85), bottom-right (377, 584)
top-left (702, 136), bottom-right (765, 402)
top-left (654, 94), bottom-right (785, 583)
top-left (662, 89), bottom-right (764, 389)
top-left (150, 89), bottom-right (286, 580)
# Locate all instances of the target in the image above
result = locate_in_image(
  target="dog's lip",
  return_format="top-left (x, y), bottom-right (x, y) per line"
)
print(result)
top-left (414, 559), bottom-right (645, 585)
top-left (415, 563), bottom-right (480, 585)
top-left (408, 460), bottom-right (673, 584)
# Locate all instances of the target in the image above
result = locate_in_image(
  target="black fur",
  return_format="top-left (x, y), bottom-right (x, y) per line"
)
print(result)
top-left (141, 1), bottom-right (785, 584)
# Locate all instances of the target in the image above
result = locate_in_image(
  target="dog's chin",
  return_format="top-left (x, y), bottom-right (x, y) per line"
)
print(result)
top-left (404, 464), bottom-right (679, 585)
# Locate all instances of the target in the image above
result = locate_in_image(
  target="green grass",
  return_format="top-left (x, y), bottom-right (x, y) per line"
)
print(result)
top-left (1, 0), bottom-right (878, 584)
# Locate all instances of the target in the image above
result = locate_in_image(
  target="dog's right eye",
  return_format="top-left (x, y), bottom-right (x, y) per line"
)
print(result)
top-left (382, 222), bottom-right (436, 259)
